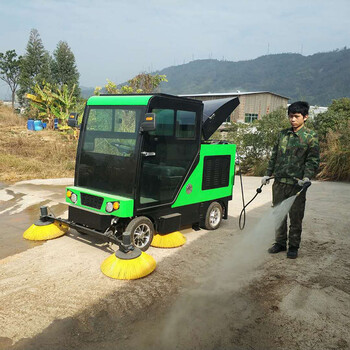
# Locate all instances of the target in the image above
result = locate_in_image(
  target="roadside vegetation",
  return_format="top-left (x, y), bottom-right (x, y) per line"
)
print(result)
top-left (213, 98), bottom-right (350, 181)
top-left (0, 103), bottom-right (77, 183)
top-left (313, 98), bottom-right (350, 181)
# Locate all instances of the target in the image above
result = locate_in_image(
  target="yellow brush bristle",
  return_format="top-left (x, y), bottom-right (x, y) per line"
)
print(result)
top-left (101, 252), bottom-right (156, 280)
top-left (23, 221), bottom-right (68, 241)
top-left (151, 231), bottom-right (186, 248)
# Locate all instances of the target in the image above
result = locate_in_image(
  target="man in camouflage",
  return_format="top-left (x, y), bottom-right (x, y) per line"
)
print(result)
top-left (262, 101), bottom-right (320, 259)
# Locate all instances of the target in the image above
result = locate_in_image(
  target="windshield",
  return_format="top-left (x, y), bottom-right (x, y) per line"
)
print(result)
top-left (76, 106), bottom-right (145, 197)
top-left (83, 107), bottom-right (139, 157)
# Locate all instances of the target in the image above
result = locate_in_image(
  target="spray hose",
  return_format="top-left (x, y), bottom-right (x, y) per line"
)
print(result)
top-left (238, 174), bottom-right (274, 230)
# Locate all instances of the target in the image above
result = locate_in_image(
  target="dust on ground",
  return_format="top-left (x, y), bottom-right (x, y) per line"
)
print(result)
top-left (0, 177), bottom-right (349, 350)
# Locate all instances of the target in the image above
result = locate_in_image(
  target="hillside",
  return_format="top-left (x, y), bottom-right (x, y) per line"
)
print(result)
top-left (155, 48), bottom-right (350, 106)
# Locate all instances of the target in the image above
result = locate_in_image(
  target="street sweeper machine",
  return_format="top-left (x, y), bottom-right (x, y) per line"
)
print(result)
top-left (24, 93), bottom-right (240, 279)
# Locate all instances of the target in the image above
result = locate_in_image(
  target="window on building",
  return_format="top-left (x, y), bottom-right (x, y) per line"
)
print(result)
top-left (244, 113), bottom-right (258, 123)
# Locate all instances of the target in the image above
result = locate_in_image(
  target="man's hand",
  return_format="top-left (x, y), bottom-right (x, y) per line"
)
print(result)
top-left (298, 177), bottom-right (311, 187)
top-left (261, 176), bottom-right (271, 185)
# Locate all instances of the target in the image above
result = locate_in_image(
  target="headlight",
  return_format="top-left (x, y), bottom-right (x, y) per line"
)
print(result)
top-left (70, 193), bottom-right (78, 204)
top-left (106, 201), bottom-right (120, 213)
top-left (106, 202), bottom-right (114, 213)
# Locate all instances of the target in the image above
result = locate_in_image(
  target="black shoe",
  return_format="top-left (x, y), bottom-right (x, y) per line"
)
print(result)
top-left (287, 247), bottom-right (298, 259)
top-left (268, 243), bottom-right (287, 254)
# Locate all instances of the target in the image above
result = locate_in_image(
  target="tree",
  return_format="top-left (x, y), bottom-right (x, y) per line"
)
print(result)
top-left (94, 73), bottom-right (168, 95)
top-left (128, 73), bottom-right (167, 93)
top-left (313, 98), bottom-right (350, 140)
top-left (51, 41), bottom-right (80, 97)
top-left (17, 29), bottom-right (52, 105)
top-left (0, 50), bottom-right (22, 108)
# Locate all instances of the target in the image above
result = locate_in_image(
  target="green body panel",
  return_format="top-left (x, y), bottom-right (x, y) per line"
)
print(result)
top-left (66, 186), bottom-right (134, 217)
top-left (87, 95), bottom-right (152, 106)
top-left (172, 144), bottom-right (236, 208)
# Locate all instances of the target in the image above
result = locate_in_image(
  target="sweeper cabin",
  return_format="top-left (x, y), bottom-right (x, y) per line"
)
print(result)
top-left (24, 94), bottom-right (239, 278)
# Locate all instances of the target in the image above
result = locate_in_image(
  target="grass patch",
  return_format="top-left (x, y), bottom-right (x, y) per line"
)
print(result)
top-left (0, 104), bottom-right (26, 127)
top-left (318, 128), bottom-right (350, 181)
top-left (0, 105), bottom-right (77, 184)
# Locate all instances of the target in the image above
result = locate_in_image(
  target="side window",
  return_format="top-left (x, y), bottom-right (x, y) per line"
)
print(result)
top-left (150, 109), bottom-right (174, 136)
top-left (176, 110), bottom-right (196, 139)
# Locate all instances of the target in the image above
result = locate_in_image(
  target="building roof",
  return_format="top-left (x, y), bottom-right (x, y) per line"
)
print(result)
top-left (179, 91), bottom-right (289, 100)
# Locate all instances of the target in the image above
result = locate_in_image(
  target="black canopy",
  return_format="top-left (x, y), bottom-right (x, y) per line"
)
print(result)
top-left (201, 97), bottom-right (240, 140)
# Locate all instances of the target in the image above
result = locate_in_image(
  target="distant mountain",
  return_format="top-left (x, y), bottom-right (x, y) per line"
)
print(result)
top-left (155, 48), bottom-right (350, 106)
top-left (80, 86), bottom-right (95, 99)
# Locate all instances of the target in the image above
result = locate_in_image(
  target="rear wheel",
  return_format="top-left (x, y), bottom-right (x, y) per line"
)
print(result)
top-left (126, 216), bottom-right (154, 251)
top-left (204, 201), bottom-right (223, 230)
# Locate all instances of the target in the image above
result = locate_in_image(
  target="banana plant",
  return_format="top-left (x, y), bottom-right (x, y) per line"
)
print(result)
top-left (26, 83), bottom-right (56, 129)
top-left (26, 83), bottom-right (77, 129)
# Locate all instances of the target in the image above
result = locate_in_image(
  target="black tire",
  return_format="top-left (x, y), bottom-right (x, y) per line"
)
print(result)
top-left (204, 201), bottom-right (223, 230)
top-left (126, 216), bottom-right (154, 251)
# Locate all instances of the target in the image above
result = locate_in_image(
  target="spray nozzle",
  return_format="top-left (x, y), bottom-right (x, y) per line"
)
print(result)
top-left (302, 181), bottom-right (312, 190)
top-left (297, 181), bottom-right (312, 196)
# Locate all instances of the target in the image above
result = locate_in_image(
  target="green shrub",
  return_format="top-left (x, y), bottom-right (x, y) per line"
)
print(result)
top-left (224, 107), bottom-right (289, 175)
top-left (313, 98), bottom-right (350, 140)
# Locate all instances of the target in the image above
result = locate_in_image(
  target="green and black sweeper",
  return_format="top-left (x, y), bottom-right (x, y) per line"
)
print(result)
top-left (24, 93), bottom-right (240, 279)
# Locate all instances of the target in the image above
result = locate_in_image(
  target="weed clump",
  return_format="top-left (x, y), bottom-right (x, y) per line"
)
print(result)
top-left (318, 125), bottom-right (350, 181)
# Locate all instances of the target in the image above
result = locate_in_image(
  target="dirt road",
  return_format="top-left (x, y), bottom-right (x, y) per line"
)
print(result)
top-left (0, 177), bottom-right (349, 350)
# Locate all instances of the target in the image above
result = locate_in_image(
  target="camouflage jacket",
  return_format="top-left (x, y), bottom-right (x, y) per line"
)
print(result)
top-left (266, 126), bottom-right (320, 184)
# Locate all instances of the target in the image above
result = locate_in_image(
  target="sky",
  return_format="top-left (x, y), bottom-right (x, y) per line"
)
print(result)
top-left (1, 0), bottom-right (350, 99)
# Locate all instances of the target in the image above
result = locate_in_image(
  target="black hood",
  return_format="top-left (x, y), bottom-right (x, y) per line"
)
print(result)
top-left (202, 97), bottom-right (240, 140)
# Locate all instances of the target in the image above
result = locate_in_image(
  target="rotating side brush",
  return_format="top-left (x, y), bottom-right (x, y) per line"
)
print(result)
top-left (100, 232), bottom-right (156, 280)
top-left (23, 206), bottom-right (68, 241)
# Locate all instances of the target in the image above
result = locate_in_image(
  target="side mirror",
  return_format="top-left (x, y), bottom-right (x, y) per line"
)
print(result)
top-left (68, 112), bottom-right (78, 127)
top-left (140, 113), bottom-right (156, 132)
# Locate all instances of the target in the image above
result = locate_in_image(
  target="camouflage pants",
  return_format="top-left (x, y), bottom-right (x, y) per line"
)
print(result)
top-left (272, 180), bottom-right (306, 249)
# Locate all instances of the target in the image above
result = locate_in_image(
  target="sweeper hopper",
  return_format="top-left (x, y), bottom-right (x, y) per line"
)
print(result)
top-left (24, 93), bottom-right (239, 279)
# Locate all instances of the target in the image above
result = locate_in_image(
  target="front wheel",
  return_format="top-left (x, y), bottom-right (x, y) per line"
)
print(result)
top-left (204, 202), bottom-right (223, 230)
top-left (125, 216), bottom-right (154, 251)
